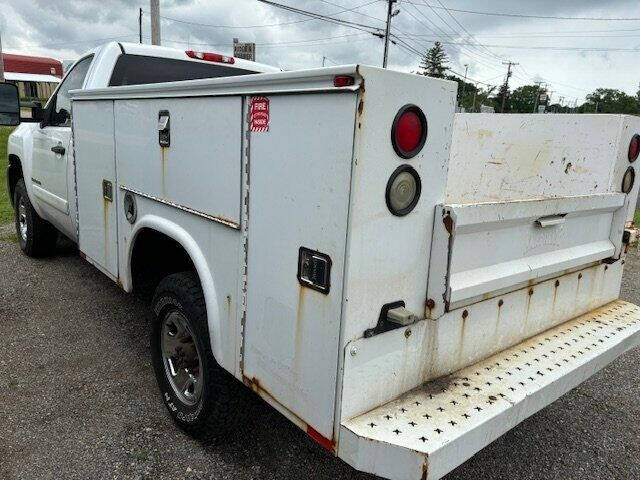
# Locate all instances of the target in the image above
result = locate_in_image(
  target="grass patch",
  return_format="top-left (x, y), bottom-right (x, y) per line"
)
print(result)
top-left (634, 209), bottom-right (640, 226)
top-left (7, 378), bottom-right (18, 389)
top-left (0, 126), bottom-right (16, 224)
top-left (0, 231), bottom-right (17, 243)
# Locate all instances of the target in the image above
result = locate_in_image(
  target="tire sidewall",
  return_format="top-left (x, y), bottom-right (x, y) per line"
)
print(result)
top-left (13, 180), bottom-right (31, 252)
top-left (151, 289), bottom-right (213, 428)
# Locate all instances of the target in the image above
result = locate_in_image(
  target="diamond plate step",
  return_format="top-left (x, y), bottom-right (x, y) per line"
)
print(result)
top-left (339, 300), bottom-right (640, 480)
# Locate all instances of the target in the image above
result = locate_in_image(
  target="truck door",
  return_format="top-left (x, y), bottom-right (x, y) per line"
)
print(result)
top-left (73, 99), bottom-right (119, 279)
top-left (31, 55), bottom-right (93, 221)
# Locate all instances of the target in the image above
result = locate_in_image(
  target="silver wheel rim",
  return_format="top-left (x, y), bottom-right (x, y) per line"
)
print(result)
top-left (161, 311), bottom-right (203, 406)
top-left (18, 198), bottom-right (28, 242)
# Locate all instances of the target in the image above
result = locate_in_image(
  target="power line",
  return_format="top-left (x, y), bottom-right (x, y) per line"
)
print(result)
top-left (392, 36), bottom-right (640, 52)
top-left (398, 2), bottom-right (507, 74)
top-left (433, 0), bottom-right (504, 61)
top-left (417, 0), bottom-right (504, 62)
top-left (256, 0), bottom-right (383, 31)
top-left (159, 34), bottom-right (377, 49)
top-left (397, 5), bottom-right (504, 76)
top-left (315, 0), bottom-right (387, 24)
top-left (393, 26), bottom-right (640, 37)
top-left (405, 1), bottom-right (640, 21)
top-left (147, 0), bottom-right (381, 30)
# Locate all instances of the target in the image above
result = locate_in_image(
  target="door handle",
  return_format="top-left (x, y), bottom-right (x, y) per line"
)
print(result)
top-left (535, 214), bottom-right (566, 228)
top-left (51, 145), bottom-right (66, 155)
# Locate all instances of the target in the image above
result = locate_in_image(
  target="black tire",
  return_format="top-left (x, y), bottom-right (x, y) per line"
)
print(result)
top-left (13, 179), bottom-right (58, 257)
top-left (151, 271), bottom-right (236, 443)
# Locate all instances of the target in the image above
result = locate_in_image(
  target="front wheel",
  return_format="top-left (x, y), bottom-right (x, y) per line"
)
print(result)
top-left (150, 272), bottom-right (235, 442)
top-left (13, 179), bottom-right (58, 257)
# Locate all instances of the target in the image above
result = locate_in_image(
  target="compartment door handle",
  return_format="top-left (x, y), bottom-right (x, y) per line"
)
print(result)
top-left (535, 214), bottom-right (566, 228)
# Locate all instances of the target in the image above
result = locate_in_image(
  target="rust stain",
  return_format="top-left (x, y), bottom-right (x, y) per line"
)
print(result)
top-left (103, 197), bottom-right (110, 265)
top-left (161, 147), bottom-right (168, 195)
top-left (443, 213), bottom-right (453, 235)
top-left (421, 460), bottom-right (429, 480)
top-left (425, 298), bottom-right (435, 318)
top-left (243, 375), bottom-right (337, 454)
top-left (358, 98), bottom-right (364, 116)
top-left (294, 287), bottom-right (306, 363)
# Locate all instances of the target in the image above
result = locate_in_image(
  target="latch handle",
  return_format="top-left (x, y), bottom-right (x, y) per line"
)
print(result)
top-left (535, 214), bottom-right (566, 228)
top-left (158, 110), bottom-right (170, 147)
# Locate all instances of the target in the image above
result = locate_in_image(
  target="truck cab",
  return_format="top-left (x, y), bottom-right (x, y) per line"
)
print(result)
top-left (6, 42), bottom-right (279, 246)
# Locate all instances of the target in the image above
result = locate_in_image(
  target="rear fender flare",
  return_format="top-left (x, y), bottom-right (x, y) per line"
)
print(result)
top-left (123, 214), bottom-right (224, 367)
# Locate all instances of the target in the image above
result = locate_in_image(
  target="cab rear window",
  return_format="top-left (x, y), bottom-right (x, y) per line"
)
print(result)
top-left (109, 54), bottom-right (255, 86)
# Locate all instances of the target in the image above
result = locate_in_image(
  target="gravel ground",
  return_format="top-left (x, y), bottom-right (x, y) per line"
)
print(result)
top-left (0, 230), bottom-right (639, 480)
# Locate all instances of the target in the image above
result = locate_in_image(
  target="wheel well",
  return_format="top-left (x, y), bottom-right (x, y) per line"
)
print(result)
top-left (130, 228), bottom-right (197, 299)
top-left (7, 154), bottom-right (23, 206)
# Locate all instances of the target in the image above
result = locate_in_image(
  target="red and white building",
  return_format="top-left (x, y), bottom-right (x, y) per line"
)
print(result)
top-left (3, 53), bottom-right (63, 100)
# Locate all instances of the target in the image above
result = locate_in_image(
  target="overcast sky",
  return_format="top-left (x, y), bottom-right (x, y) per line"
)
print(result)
top-left (2, 0), bottom-right (640, 104)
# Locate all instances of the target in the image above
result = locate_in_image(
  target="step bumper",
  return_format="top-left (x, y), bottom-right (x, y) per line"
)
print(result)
top-left (339, 300), bottom-right (640, 480)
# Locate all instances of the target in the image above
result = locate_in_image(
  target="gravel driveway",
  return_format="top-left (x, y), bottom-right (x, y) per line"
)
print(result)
top-left (1, 230), bottom-right (639, 480)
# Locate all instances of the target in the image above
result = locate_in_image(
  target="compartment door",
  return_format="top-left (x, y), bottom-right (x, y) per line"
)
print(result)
top-left (74, 100), bottom-right (119, 279)
top-left (243, 93), bottom-right (357, 439)
top-left (427, 193), bottom-right (626, 316)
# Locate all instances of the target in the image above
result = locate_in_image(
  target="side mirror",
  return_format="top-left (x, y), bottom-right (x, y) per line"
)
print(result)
top-left (31, 101), bottom-right (44, 122)
top-left (0, 82), bottom-right (20, 126)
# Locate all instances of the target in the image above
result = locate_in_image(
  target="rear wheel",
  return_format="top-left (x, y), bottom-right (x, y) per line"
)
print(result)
top-left (13, 179), bottom-right (58, 257)
top-left (150, 272), bottom-right (236, 442)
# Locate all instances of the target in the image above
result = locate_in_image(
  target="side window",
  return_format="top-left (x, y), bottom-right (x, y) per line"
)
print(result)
top-left (49, 55), bottom-right (93, 127)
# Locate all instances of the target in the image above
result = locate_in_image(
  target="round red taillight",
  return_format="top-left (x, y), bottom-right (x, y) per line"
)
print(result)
top-left (391, 105), bottom-right (427, 159)
top-left (629, 134), bottom-right (640, 162)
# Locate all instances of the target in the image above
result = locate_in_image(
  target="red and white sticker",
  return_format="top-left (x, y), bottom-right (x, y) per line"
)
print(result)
top-left (250, 96), bottom-right (270, 132)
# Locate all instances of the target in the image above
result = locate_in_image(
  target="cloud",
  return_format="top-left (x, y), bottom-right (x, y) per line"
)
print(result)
top-left (1, 0), bottom-right (639, 101)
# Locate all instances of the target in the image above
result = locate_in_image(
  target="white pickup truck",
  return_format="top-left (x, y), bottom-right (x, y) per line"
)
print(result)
top-left (2, 42), bottom-right (640, 480)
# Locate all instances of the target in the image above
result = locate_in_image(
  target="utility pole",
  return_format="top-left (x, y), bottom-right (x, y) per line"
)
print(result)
top-left (138, 8), bottom-right (143, 44)
top-left (150, 0), bottom-right (161, 46)
top-left (0, 31), bottom-right (4, 82)
top-left (500, 61), bottom-right (518, 113)
top-left (382, 0), bottom-right (398, 68)
top-left (471, 82), bottom-right (478, 112)
top-left (322, 56), bottom-right (326, 67)
top-left (532, 81), bottom-right (544, 113)
top-left (460, 64), bottom-right (469, 108)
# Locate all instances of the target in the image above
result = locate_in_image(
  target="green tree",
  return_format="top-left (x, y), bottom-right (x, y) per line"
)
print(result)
top-left (444, 74), bottom-right (478, 110)
top-left (419, 42), bottom-right (449, 78)
top-left (472, 85), bottom-right (497, 112)
top-left (510, 85), bottom-right (548, 113)
top-left (581, 88), bottom-right (640, 114)
top-left (493, 83), bottom-right (511, 112)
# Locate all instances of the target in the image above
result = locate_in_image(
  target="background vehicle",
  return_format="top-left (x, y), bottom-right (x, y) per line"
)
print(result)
top-left (1, 51), bottom-right (640, 480)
